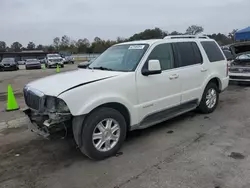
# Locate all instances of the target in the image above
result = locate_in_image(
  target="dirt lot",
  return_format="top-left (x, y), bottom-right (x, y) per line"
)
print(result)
top-left (1, 67), bottom-right (250, 188)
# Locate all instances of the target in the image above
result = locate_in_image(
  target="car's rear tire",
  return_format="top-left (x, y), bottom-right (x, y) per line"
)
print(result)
top-left (198, 82), bottom-right (219, 114)
top-left (76, 107), bottom-right (127, 160)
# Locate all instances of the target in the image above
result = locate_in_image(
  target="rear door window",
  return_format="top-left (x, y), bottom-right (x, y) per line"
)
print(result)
top-left (201, 41), bottom-right (225, 62)
top-left (173, 42), bottom-right (202, 68)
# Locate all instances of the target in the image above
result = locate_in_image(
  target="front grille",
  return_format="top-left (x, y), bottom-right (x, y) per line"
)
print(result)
top-left (229, 67), bottom-right (250, 73)
top-left (230, 76), bottom-right (250, 80)
top-left (23, 87), bottom-right (45, 111)
top-left (51, 59), bottom-right (61, 62)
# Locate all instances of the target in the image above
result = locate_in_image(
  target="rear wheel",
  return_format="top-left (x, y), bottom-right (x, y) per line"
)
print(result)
top-left (76, 107), bottom-right (127, 160)
top-left (198, 82), bottom-right (219, 114)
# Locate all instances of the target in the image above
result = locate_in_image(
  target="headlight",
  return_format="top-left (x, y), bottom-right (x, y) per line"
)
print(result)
top-left (45, 96), bottom-right (56, 111)
top-left (56, 99), bottom-right (69, 113)
top-left (45, 96), bottom-right (69, 113)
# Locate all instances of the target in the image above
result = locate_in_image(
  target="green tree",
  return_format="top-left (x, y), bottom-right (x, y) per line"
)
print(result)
top-left (0, 41), bottom-right (7, 52)
top-left (169, 31), bottom-right (182, 35)
top-left (208, 33), bottom-right (233, 45)
top-left (77, 38), bottom-right (90, 53)
top-left (36, 44), bottom-right (44, 50)
top-left (11, 42), bottom-right (22, 52)
top-left (186, 25), bottom-right (204, 35)
top-left (27, 42), bottom-right (36, 50)
top-left (68, 40), bottom-right (78, 54)
top-left (53, 37), bottom-right (60, 50)
top-left (61, 35), bottom-right (70, 49)
top-left (129, 28), bottom-right (167, 41)
top-left (228, 29), bottom-right (238, 41)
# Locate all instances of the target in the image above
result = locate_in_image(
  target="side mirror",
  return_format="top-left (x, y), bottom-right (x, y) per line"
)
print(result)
top-left (142, 60), bottom-right (162, 76)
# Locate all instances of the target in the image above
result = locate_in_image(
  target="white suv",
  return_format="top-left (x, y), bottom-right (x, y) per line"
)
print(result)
top-left (23, 35), bottom-right (229, 160)
top-left (45, 53), bottom-right (64, 68)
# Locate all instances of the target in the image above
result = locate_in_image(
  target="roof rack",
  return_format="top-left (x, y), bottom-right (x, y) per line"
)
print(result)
top-left (164, 35), bottom-right (210, 39)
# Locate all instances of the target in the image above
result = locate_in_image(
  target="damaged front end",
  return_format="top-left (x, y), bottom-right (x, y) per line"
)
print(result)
top-left (23, 86), bottom-right (72, 138)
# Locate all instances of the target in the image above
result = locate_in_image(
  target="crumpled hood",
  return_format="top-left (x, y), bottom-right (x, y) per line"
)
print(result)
top-left (26, 69), bottom-right (122, 96)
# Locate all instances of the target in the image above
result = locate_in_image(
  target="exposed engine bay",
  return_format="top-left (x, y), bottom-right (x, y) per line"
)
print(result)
top-left (23, 86), bottom-right (72, 138)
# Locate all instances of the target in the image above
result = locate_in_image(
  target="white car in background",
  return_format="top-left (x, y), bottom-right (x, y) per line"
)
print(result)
top-left (45, 54), bottom-right (64, 68)
top-left (23, 35), bottom-right (229, 160)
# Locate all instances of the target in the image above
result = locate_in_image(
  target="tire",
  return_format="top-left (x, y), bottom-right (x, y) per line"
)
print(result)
top-left (198, 82), bottom-right (219, 114)
top-left (76, 107), bottom-right (127, 160)
top-left (61, 65), bottom-right (64, 68)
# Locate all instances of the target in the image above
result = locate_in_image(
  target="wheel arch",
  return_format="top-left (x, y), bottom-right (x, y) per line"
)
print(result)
top-left (72, 102), bottom-right (131, 148)
top-left (207, 77), bottom-right (222, 92)
top-left (89, 102), bottom-right (131, 132)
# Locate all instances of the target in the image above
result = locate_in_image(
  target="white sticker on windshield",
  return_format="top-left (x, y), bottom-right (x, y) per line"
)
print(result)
top-left (128, 45), bottom-right (145, 50)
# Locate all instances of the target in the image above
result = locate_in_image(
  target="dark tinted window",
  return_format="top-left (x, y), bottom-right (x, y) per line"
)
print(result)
top-left (222, 50), bottom-right (233, 60)
top-left (191, 43), bottom-right (203, 63)
top-left (147, 43), bottom-right (174, 70)
top-left (201, 41), bottom-right (225, 62)
top-left (174, 42), bottom-right (202, 67)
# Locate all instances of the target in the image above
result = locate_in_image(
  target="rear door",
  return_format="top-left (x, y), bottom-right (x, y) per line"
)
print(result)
top-left (172, 42), bottom-right (207, 103)
top-left (136, 43), bottom-right (181, 122)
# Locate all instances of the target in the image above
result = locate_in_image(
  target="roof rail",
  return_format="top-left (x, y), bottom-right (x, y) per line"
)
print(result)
top-left (164, 35), bottom-right (210, 39)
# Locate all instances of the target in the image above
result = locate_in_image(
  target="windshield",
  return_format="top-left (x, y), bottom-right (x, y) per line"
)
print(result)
top-left (47, 54), bottom-right (61, 58)
top-left (26, 59), bottom-right (39, 64)
top-left (88, 44), bottom-right (149, 72)
top-left (26, 59), bottom-right (38, 62)
top-left (2, 58), bottom-right (15, 62)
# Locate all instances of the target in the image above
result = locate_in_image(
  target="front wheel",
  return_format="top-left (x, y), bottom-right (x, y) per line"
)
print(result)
top-left (76, 107), bottom-right (127, 160)
top-left (198, 82), bottom-right (219, 114)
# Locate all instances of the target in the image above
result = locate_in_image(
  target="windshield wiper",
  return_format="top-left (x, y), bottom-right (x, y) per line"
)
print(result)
top-left (92, 66), bottom-right (114, 71)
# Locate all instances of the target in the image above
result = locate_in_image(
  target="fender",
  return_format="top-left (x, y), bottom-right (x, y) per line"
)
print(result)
top-left (69, 95), bottom-right (138, 126)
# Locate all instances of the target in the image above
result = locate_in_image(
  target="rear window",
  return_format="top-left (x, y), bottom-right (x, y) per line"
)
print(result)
top-left (201, 41), bottom-right (225, 62)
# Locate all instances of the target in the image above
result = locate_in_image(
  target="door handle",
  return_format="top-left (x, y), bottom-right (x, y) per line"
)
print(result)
top-left (201, 68), bottom-right (208, 72)
top-left (169, 74), bottom-right (179, 80)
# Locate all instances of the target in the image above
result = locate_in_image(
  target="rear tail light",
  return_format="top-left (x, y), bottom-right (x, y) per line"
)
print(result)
top-left (226, 62), bottom-right (230, 77)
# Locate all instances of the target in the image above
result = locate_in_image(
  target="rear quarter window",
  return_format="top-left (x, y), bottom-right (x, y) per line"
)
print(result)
top-left (201, 41), bottom-right (225, 62)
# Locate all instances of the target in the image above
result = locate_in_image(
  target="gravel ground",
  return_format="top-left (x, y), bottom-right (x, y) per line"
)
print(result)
top-left (0, 84), bottom-right (250, 188)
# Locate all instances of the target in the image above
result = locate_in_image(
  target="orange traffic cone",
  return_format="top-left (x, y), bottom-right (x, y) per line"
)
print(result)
top-left (6, 84), bottom-right (19, 111)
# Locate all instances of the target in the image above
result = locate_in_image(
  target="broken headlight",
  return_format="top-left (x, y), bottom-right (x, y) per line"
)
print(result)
top-left (45, 96), bottom-right (70, 113)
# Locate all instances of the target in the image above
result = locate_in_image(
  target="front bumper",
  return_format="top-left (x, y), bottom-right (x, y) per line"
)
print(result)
top-left (26, 64), bottom-right (41, 69)
top-left (48, 63), bottom-right (64, 67)
top-left (229, 72), bottom-right (250, 82)
top-left (1, 66), bottom-right (17, 71)
top-left (23, 108), bottom-right (72, 138)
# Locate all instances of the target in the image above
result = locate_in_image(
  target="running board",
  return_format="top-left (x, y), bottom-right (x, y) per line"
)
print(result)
top-left (132, 99), bottom-right (198, 130)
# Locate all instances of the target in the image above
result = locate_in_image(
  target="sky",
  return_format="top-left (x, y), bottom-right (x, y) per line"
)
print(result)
top-left (1, 0), bottom-right (250, 46)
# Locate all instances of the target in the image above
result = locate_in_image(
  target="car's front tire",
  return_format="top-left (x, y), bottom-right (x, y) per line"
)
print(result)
top-left (198, 82), bottom-right (219, 114)
top-left (77, 107), bottom-right (127, 160)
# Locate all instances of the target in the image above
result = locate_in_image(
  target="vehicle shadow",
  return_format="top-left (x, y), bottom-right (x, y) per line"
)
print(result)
top-left (127, 111), bottom-right (197, 142)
